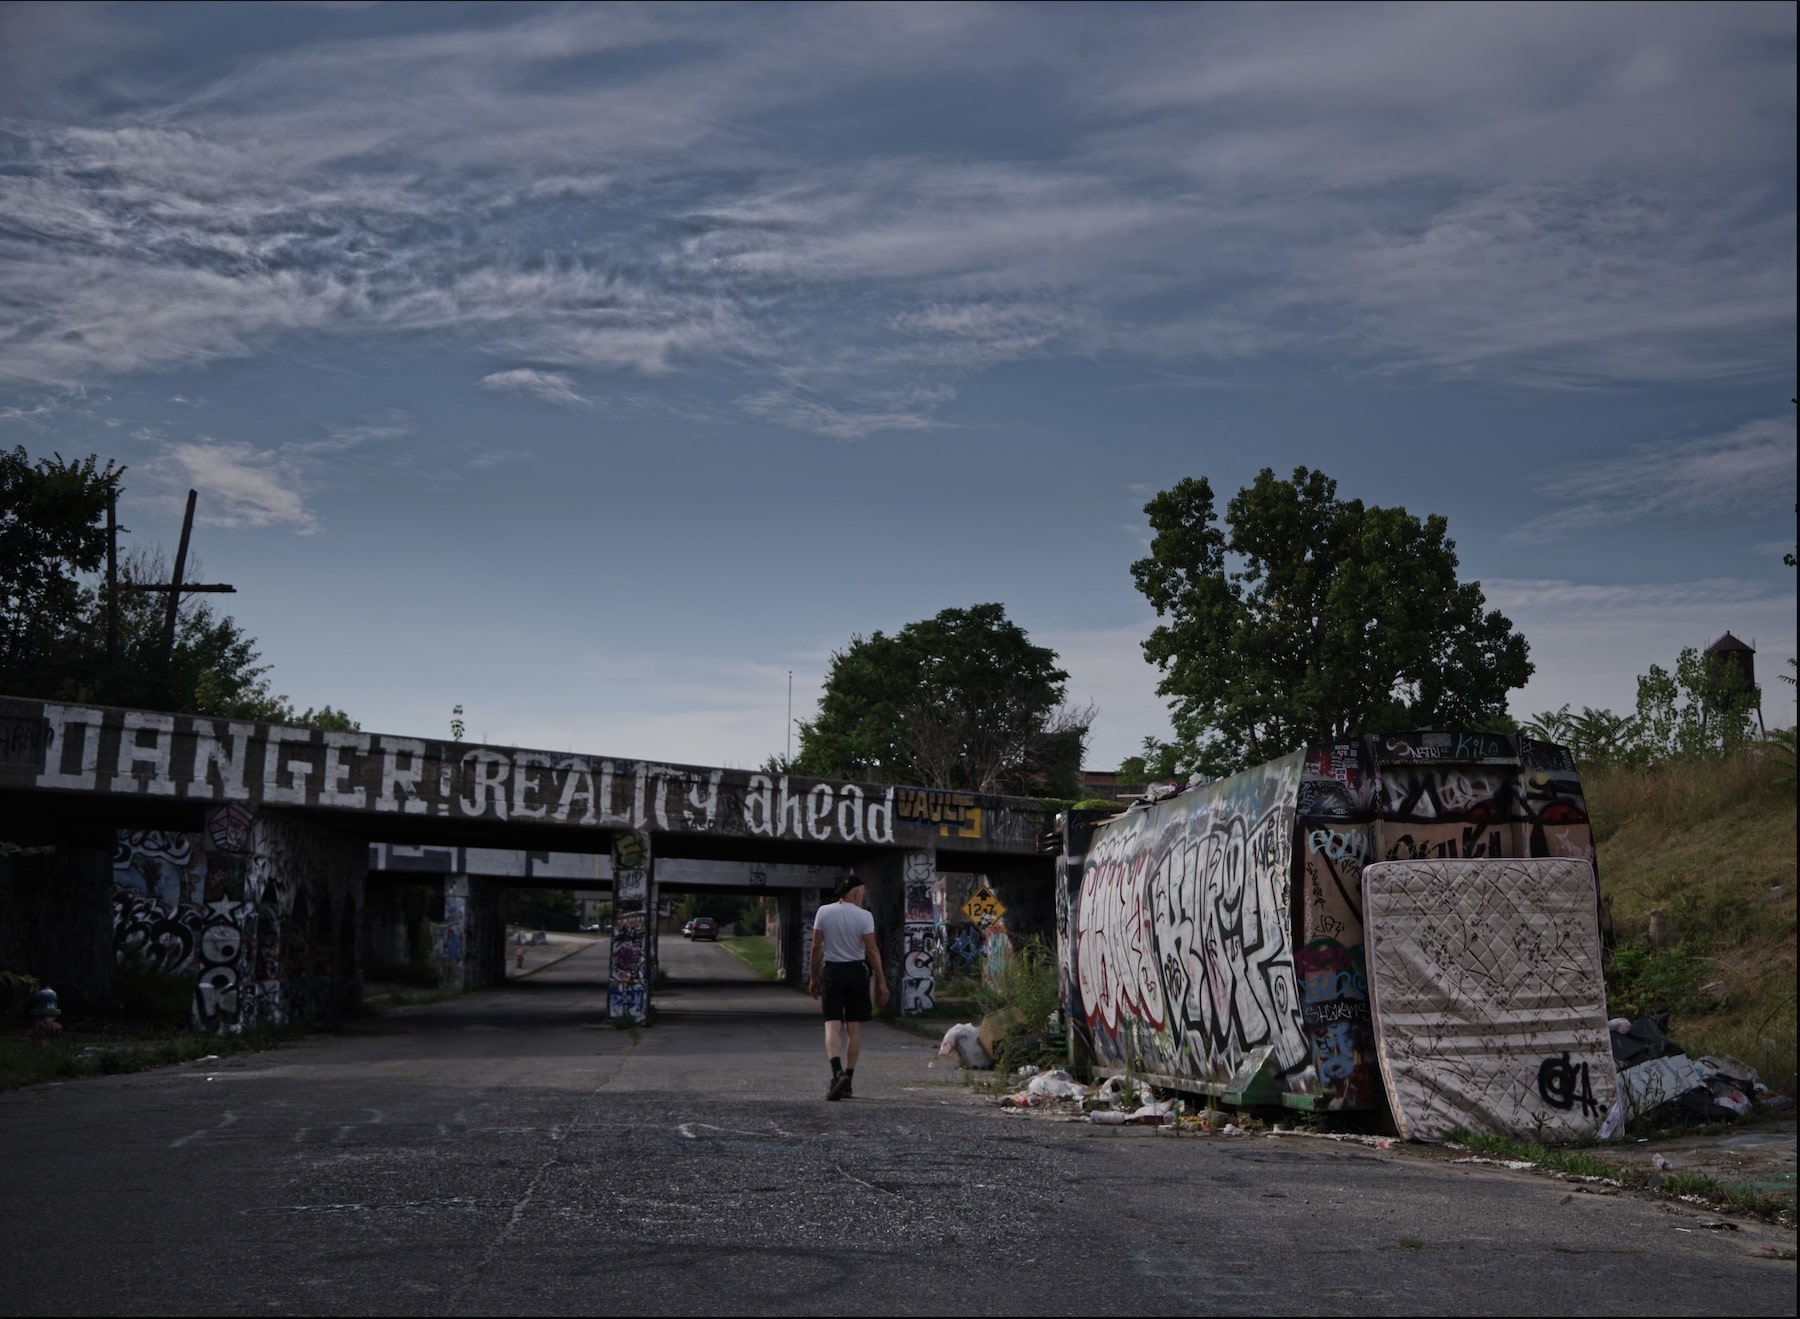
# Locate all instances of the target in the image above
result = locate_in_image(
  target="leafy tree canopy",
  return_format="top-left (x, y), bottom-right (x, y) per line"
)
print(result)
top-left (792, 603), bottom-right (1090, 796)
top-left (0, 446), bottom-right (123, 697)
top-left (1525, 644), bottom-right (1762, 768)
top-left (0, 449), bottom-right (355, 730)
top-left (1132, 466), bottom-right (1531, 778)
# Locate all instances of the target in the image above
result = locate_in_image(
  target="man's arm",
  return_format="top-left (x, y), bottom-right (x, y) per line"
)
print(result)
top-left (861, 931), bottom-right (889, 1007)
top-left (808, 927), bottom-right (825, 999)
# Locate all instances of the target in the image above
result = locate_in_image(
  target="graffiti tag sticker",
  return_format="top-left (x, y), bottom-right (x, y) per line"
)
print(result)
top-left (961, 885), bottom-right (1006, 932)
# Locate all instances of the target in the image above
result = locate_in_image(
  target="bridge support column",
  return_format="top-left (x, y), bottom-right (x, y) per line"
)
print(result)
top-left (608, 831), bottom-right (654, 1022)
top-left (772, 889), bottom-right (821, 985)
top-left (440, 875), bottom-right (503, 990)
top-left (863, 849), bottom-right (937, 1018)
top-left (898, 850), bottom-right (940, 1017)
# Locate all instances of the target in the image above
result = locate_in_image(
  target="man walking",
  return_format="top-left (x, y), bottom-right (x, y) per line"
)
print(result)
top-left (809, 873), bottom-right (889, 1100)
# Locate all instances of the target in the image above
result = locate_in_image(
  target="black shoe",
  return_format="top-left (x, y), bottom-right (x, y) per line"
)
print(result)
top-left (827, 1072), bottom-right (848, 1101)
top-left (839, 1079), bottom-right (854, 1099)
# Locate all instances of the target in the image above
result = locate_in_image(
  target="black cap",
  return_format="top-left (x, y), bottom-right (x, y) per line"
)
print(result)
top-left (834, 874), bottom-right (865, 899)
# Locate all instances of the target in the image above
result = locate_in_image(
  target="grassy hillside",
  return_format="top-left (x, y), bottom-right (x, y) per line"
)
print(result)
top-left (1586, 746), bottom-right (1796, 1096)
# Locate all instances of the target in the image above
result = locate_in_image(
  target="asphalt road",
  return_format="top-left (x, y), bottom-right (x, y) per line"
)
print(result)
top-left (1, 938), bottom-right (1792, 1316)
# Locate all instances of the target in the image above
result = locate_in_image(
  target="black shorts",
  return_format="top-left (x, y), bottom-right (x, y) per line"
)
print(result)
top-left (820, 960), bottom-right (872, 1023)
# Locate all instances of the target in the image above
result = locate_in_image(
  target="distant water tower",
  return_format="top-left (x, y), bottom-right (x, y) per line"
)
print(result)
top-left (1704, 632), bottom-right (1762, 733)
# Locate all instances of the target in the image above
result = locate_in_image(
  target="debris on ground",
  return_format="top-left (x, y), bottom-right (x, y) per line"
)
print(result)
top-left (938, 1022), bottom-right (992, 1070)
top-left (1610, 1013), bottom-right (1788, 1125)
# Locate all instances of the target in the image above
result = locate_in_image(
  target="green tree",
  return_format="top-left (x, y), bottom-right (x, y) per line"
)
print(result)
top-left (1132, 467), bottom-right (1532, 778)
top-left (792, 603), bottom-right (1091, 796)
top-left (1521, 703), bottom-right (1640, 766)
top-left (0, 447), bottom-right (124, 699)
top-left (0, 452), bottom-right (354, 729)
top-left (1632, 646), bottom-right (1758, 764)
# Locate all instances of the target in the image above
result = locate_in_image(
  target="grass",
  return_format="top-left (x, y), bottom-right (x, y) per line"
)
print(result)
top-left (0, 1022), bottom-right (291, 1090)
top-left (716, 934), bottom-right (780, 980)
top-left (1585, 746), bottom-right (1796, 1095)
top-left (1445, 1125), bottom-right (1794, 1225)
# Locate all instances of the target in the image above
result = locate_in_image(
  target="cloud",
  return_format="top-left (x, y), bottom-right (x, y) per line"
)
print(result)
top-left (1509, 415), bottom-right (1798, 541)
top-left (477, 368), bottom-right (590, 409)
top-left (156, 440), bottom-right (317, 533)
top-left (738, 387), bottom-right (945, 441)
top-left (280, 413), bottom-right (412, 456)
top-left (0, 2), bottom-right (1790, 415)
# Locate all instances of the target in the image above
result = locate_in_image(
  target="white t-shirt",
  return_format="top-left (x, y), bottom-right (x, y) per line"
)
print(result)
top-left (814, 900), bottom-right (875, 963)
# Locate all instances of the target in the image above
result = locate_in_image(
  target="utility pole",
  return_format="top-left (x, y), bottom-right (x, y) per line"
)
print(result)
top-left (105, 489), bottom-right (119, 669)
top-left (787, 670), bottom-right (793, 764)
top-left (122, 488), bottom-right (236, 669)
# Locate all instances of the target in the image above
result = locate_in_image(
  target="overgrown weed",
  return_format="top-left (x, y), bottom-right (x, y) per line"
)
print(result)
top-left (1587, 746), bottom-right (1796, 1094)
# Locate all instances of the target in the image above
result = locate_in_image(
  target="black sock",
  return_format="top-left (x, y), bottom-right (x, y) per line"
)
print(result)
top-left (844, 1068), bottom-right (854, 1081)
top-left (830, 1057), bottom-right (843, 1075)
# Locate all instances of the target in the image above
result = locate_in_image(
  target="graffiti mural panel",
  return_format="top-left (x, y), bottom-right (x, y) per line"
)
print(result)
top-left (1074, 753), bottom-right (1307, 1090)
top-left (898, 851), bottom-right (940, 1016)
top-left (111, 807), bottom-right (362, 1032)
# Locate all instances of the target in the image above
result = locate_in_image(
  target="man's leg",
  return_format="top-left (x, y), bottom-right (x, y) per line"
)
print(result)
top-left (843, 1021), bottom-right (862, 1072)
top-left (824, 1018), bottom-right (845, 1062)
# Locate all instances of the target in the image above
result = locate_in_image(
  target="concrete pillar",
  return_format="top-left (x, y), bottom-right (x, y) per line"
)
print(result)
top-left (362, 879), bottom-right (440, 982)
top-left (243, 811), bottom-right (365, 1030)
top-left (899, 849), bottom-right (938, 1016)
top-left (608, 831), bottom-right (655, 1022)
top-left (861, 853), bottom-right (906, 1019)
top-left (774, 891), bottom-right (801, 984)
top-left (441, 875), bottom-right (472, 991)
top-left (440, 875), bottom-right (504, 991)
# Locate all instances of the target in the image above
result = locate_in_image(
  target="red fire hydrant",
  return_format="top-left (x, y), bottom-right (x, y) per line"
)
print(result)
top-left (27, 987), bottom-right (61, 1047)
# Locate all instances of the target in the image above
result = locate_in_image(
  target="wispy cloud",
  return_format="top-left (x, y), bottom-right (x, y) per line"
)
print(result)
top-left (1509, 415), bottom-right (1797, 541)
top-left (739, 386), bottom-right (947, 441)
top-left (157, 439), bottom-right (317, 533)
top-left (0, 2), bottom-right (1790, 419)
top-left (478, 368), bottom-right (590, 410)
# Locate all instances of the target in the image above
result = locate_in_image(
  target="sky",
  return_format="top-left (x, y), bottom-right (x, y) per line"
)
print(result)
top-left (1, 1), bottom-right (1794, 772)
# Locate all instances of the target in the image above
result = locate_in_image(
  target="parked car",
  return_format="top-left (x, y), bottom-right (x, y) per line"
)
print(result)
top-left (683, 916), bottom-right (718, 941)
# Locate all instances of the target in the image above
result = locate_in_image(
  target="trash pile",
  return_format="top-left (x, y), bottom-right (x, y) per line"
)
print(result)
top-left (1610, 1012), bottom-right (1792, 1125)
top-left (936, 1024), bottom-right (1181, 1125)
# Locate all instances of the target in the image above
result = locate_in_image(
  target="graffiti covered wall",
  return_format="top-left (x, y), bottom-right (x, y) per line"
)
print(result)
top-left (608, 831), bottom-right (654, 1021)
top-left (1073, 753), bottom-right (1308, 1092)
top-left (1295, 743), bottom-right (1381, 1109)
top-left (111, 807), bottom-right (363, 1031)
top-left (1064, 731), bottom-right (1598, 1114)
top-left (900, 851), bottom-right (938, 1015)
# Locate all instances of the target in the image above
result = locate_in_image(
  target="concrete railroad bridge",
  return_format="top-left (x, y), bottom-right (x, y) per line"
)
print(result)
top-left (0, 696), bottom-right (1053, 1030)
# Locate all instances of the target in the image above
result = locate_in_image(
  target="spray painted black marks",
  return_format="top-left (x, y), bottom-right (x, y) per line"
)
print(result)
top-left (0, 716), bottom-right (53, 764)
top-left (1537, 1051), bottom-right (1599, 1117)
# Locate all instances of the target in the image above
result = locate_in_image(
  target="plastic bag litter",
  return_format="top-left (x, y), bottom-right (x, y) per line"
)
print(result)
top-left (1693, 1055), bottom-right (1758, 1117)
top-left (1089, 1101), bottom-right (1176, 1126)
top-left (937, 1023), bottom-right (992, 1070)
top-left (1025, 1069), bottom-right (1086, 1101)
top-left (1095, 1074), bottom-right (1152, 1108)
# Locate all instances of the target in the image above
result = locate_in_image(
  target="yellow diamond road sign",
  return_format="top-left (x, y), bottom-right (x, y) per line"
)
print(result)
top-left (961, 885), bottom-right (1006, 931)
